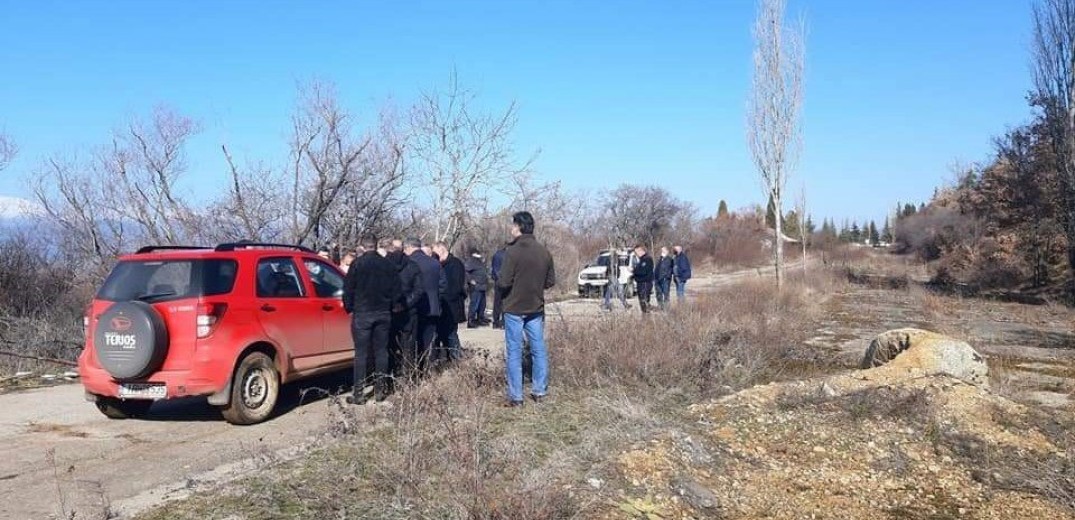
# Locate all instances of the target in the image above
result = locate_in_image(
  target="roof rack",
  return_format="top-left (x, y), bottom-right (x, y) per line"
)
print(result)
top-left (215, 241), bottom-right (315, 254)
top-left (135, 245), bottom-right (212, 254)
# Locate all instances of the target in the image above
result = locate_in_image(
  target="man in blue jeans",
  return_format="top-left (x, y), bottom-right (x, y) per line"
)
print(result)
top-left (496, 211), bottom-right (556, 407)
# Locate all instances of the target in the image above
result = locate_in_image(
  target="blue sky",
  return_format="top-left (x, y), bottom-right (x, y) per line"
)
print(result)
top-left (0, 0), bottom-right (1035, 226)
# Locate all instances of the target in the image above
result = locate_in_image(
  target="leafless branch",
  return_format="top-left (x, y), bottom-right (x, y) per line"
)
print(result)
top-left (0, 131), bottom-right (16, 172)
top-left (747, 0), bottom-right (805, 288)
top-left (409, 71), bottom-right (535, 247)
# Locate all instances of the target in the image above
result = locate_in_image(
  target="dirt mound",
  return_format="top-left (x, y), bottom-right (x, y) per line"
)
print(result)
top-left (609, 331), bottom-right (1075, 519)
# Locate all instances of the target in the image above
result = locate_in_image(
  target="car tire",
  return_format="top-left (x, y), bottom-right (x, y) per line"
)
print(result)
top-left (95, 397), bottom-right (153, 419)
top-left (219, 352), bottom-right (280, 425)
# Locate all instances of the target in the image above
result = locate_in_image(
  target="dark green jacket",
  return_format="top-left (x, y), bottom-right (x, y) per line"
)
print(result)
top-left (496, 234), bottom-right (556, 315)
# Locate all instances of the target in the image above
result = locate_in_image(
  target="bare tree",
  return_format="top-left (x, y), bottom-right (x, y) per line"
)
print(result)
top-left (0, 131), bottom-right (15, 172)
top-left (1032, 0), bottom-right (1075, 292)
top-left (287, 81), bottom-right (372, 247)
top-left (409, 72), bottom-right (535, 248)
top-left (321, 108), bottom-right (411, 247)
top-left (747, 0), bottom-right (805, 288)
top-left (204, 145), bottom-right (289, 242)
top-left (602, 184), bottom-right (687, 251)
top-left (33, 107), bottom-right (199, 276)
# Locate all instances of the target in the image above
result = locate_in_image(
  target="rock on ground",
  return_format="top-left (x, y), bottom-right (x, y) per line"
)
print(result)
top-left (860, 328), bottom-right (989, 386)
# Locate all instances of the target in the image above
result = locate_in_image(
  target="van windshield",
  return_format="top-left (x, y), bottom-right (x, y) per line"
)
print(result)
top-left (594, 254), bottom-right (630, 268)
top-left (97, 259), bottom-right (239, 303)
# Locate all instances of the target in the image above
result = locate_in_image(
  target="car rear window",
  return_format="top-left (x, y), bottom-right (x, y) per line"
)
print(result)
top-left (97, 259), bottom-right (239, 302)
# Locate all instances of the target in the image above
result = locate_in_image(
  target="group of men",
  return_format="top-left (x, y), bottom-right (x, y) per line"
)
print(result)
top-left (603, 244), bottom-right (692, 313)
top-left (338, 211), bottom-right (556, 407)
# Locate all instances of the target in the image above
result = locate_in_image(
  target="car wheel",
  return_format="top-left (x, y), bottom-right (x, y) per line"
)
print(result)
top-left (95, 397), bottom-right (153, 419)
top-left (220, 352), bottom-right (280, 425)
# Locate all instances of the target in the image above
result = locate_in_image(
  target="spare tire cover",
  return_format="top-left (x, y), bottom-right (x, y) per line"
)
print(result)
top-left (94, 301), bottom-right (169, 380)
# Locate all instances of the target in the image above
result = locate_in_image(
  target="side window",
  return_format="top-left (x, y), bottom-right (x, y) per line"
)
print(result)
top-left (256, 258), bottom-right (306, 298)
top-left (304, 259), bottom-right (345, 299)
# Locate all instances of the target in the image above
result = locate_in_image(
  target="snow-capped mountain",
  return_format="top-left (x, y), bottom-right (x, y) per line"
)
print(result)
top-left (0, 196), bottom-right (43, 220)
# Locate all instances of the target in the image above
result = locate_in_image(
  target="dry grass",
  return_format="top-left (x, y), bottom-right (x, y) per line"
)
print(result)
top-left (135, 268), bottom-right (849, 520)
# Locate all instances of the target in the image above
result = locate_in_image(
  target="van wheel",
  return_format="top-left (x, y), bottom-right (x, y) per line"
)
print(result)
top-left (95, 397), bottom-right (153, 419)
top-left (220, 352), bottom-right (280, 425)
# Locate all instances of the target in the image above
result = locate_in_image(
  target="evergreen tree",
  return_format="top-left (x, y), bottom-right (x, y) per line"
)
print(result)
top-left (783, 209), bottom-right (801, 238)
top-left (881, 218), bottom-right (893, 243)
top-left (717, 199), bottom-right (730, 219)
top-left (868, 220), bottom-right (880, 245)
top-left (838, 221), bottom-right (851, 242)
top-left (850, 222), bottom-right (862, 243)
top-left (805, 215), bottom-right (816, 235)
top-left (765, 194), bottom-right (777, 229)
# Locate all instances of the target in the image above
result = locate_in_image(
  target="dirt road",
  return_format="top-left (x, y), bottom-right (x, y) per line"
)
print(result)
top-left (0, 266), bottom-right (771, 520)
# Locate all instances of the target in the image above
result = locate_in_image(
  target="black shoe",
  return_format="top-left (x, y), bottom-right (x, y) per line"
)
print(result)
top-left (530, 394), bottom-right (546, 404)
top-left (345, 394), bottom-right (368, 405)
top-left (503, 400), bottom-right (524, 408)
top-left (467, 320), bottom-right (479, 329)
top-left (492, 322), bottom-right (503, 329)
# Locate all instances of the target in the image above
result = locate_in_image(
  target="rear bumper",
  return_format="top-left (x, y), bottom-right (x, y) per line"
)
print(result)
top-left (79, 363), bottom-right (228, 401)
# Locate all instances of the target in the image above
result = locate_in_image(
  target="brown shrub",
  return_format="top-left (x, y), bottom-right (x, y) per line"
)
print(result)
top-left (695, 213), bottom-right (768, 269)
top-left (554, 270), bottom-right (840, 396)
top-left (0, 232), bottom-right (88, 374)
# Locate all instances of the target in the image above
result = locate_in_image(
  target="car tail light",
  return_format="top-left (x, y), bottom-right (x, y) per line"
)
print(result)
top-left (196, 303), bottom-right (228, 338)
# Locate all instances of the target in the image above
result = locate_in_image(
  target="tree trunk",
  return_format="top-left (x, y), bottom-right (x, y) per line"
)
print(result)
top-left (802, 232), bottom-right (807, 275)
top-left (774, 191), bottom-right (784, 288)
top-left (1068, 193), bottom-right (1075, 301)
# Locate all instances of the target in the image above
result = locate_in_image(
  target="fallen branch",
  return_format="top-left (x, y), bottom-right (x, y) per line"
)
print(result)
top-left (0, 349), bottom-right (77, 367)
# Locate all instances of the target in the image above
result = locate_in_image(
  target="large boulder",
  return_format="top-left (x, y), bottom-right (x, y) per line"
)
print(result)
top-left (860, 328), bottom-right (988, 386)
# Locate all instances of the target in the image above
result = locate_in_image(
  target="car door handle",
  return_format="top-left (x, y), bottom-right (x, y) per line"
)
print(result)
top-left (322, 304), bottom-right (336, 311)
top-left (260, 304), bottom-right (277, 312)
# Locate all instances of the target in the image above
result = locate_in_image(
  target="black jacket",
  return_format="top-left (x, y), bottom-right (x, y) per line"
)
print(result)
top-left (497, 234), bottom-right (556, 315)
top-left (655, 255), bottom-right (674, 282)
top-left (388, 251), bottom-right (424, 313)
top-left (409, 250), bottom-right (442, 318)
top-left (465, 255), bottom-right (490, 291)
top-left (343, 251), bottom-right (403, 314)
top-left (440, 254), bottom-right (468, 323)
top-left (633, 253), bottom-right (655, 283)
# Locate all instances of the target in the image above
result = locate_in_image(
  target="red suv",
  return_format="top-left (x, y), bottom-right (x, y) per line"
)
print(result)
top-left (79, 242), bottom-right (353, 424)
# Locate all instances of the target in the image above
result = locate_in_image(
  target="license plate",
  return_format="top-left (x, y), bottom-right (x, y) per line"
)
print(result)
top-left (117, 383), bottom-right (167, 400)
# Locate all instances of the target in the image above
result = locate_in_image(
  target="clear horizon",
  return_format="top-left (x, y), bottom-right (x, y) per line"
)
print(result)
top-left (0, 0), bottom-right (1034, 227)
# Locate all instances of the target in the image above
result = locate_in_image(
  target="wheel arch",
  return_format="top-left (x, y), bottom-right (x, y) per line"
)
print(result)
top-left (207, 340), bottom-right (286, 406)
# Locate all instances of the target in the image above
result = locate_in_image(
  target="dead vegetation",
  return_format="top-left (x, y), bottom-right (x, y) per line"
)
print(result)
top-left (134, 268), bottom-right (846, 520)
